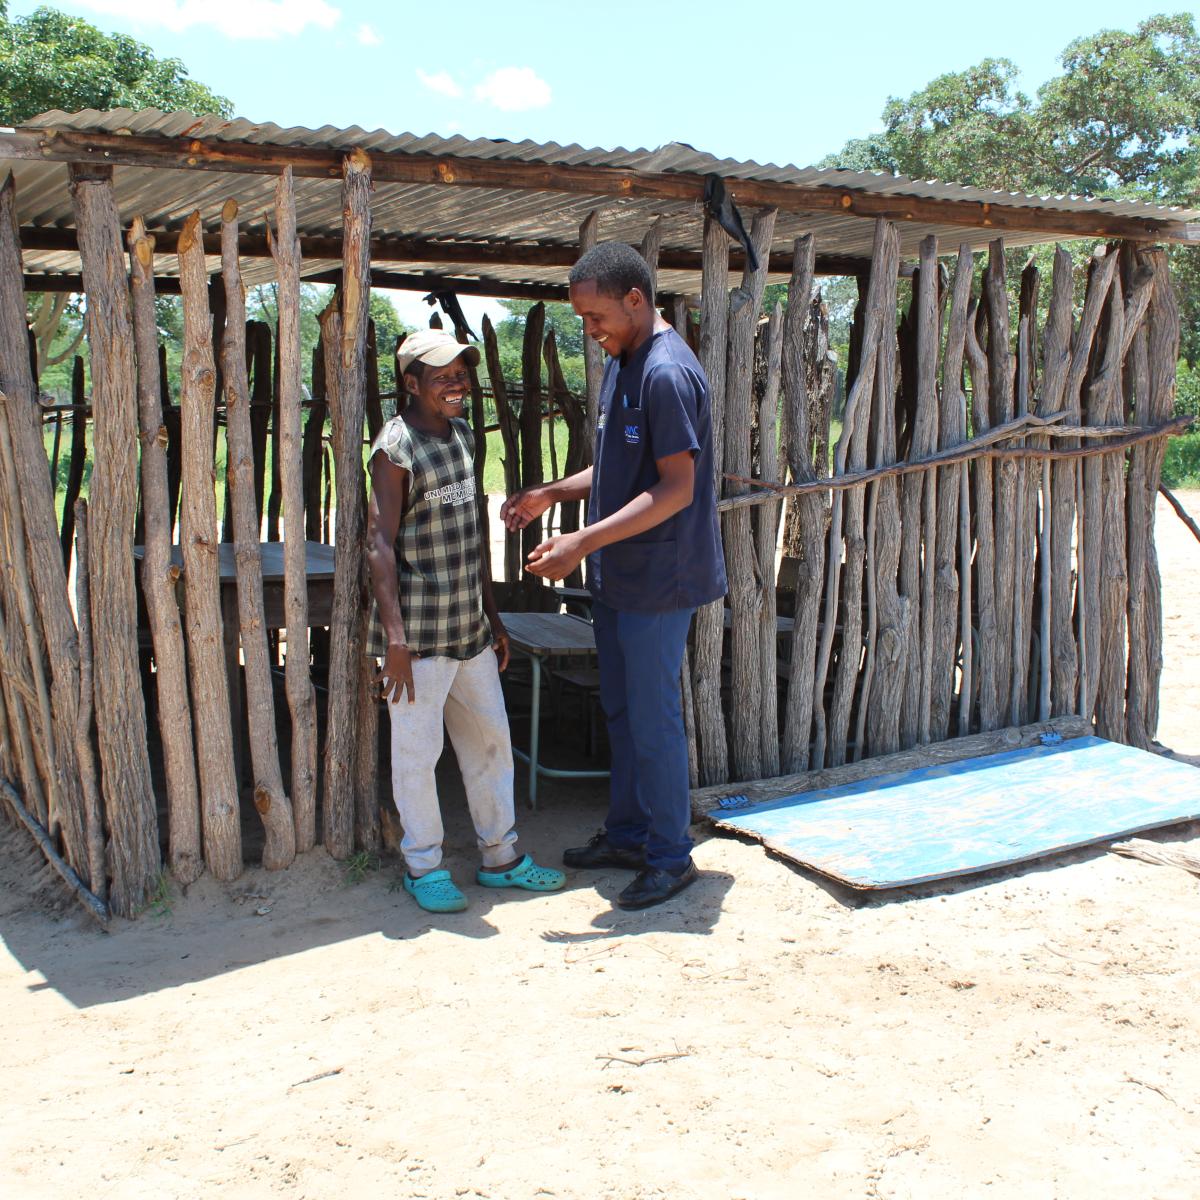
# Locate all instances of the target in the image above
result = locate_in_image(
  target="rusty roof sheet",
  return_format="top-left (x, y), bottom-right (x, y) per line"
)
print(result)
top-left (8, 108), bottom-right (1198, 293)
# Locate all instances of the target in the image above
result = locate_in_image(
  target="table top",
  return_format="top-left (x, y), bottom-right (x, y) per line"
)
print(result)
top-left (500, 611), bottom-right (597, 656)
top-left (135, 540), bottom-right (337, 583)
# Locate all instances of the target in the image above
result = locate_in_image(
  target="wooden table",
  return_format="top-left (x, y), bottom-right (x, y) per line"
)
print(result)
top-left (137, 540), bottom-right (337, 785)
top-left (500, 611), bottom-right (609, 809)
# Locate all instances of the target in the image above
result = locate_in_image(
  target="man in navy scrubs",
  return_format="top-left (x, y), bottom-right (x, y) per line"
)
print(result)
top-left (500, 241), bottom-right (726, 909)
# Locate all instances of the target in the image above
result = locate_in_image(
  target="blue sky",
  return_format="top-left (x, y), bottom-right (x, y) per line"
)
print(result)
top-left (10, 0), bottom-right (1197, 327)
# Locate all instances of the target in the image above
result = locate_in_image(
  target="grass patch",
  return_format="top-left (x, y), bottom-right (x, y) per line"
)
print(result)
top-left (342, 850), bottom-right (381, 886)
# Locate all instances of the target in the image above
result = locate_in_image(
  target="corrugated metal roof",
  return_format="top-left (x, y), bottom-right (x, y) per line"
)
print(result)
top-left (8, 108), bottom-right (1197, 293)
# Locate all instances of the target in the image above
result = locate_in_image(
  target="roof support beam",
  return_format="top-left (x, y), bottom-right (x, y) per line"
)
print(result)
top-left (18, 223), bottom-right (873, 277)
top-left (0, 128), bottom-right (1184, 242)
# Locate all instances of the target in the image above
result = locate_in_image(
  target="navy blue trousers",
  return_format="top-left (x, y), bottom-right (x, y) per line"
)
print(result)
top-left (591, 600), bottom-right (694, 873)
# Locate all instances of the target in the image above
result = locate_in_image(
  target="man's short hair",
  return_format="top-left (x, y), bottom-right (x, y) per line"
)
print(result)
top-left (569, 241), bottom-right (655, 304)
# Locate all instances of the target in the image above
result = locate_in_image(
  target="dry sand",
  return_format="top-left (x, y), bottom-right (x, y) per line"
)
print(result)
top-left (2, 493), bottom-right (1199, 1200)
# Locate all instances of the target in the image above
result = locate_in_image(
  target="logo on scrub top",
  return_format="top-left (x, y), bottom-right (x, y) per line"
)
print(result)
top-left (623, 423), bottom-right (640, 445)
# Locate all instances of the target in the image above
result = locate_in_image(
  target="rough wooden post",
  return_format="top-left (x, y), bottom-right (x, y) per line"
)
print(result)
top-left (692, 215), bottom-right (731, 786)
top-left (482, 314), bottom-right (522, 583)
top-left (929, 246), bottom-right (972, 741)
top-left (129, 217), bottom-right (203, 885)
top-left (903, 236), bottom-right (940, 746)
top-left (0, 173), bottom-right (89, 874)
top-left (860, 226), bottom-right (906, 761)
top-left (221, 200), bottom-right (296, 869)
top-left (1041, 247), bottom-right (1077, 718)
top-left (580, 209), bottom-right (602, 450)
top-left (984, 241), bottom-right (1016, 725)
top-left (177, 210), bottom-right (243, 881)
top-left (756, 302), bottom-right (783, 776)
top-left (59, 355), bottom-right (87, 565)
top-left (1141, 251), bottom-right (1179, 738)
top-left (1090, 274), bottom-right (1129, 742)
top-left (964, 305), bottom-right (998, 731)
top-left (323, 148), bottom-right (374, 859)
top-left (1070, 249), bottom-right (1120, 720)
top-left (780, 236), bottom-right (821, 774)
top-left (71, 500), bottom-right (107, 902)
top-left (544, 329), bottom-right (587, 588)
top-left (268, 166), bottom-right (319, 852)
top-left (520, 302), bottom-right (546, 567)
top-left (69, 163), bottom-right (160, 912)
top-left (812, 222), bottom-right (891, 769)
top-left (724, 209), bottom-right (776, 781)
top-left (248, 320), bottom-right (272, 527)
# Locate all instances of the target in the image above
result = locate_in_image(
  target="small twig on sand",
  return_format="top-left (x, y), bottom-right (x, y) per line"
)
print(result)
top-left (289, 1067), bottom-right (343, 1089)
top-left (1124, 1075), bottom-right (1178, 1106)
top-left (598, 1050), bottom-right (691, 1069)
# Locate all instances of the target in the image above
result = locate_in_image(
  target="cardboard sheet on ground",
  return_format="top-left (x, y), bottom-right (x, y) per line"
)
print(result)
top-left (712, 737), bottom-right (1200, 890)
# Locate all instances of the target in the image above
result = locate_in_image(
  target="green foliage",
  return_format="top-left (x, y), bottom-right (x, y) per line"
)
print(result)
top-left (1175, 360), bottom-right (1200, 418)
top-left (0, 5), bottom-right (233, 124)
top-left (1162, 430), bottom-right (1200, 488)
top-left (137, 871), bottom-right (174, 918)
top-left (492, 300), bottom-right (586, 394)
top-left (368, 293), bottom-right (412, 398)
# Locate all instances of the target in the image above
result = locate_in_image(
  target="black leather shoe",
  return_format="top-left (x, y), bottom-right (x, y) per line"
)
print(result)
top-left (616, 860), bottom-right (699, 910)
top-left (562, 832), bottom-right (647, 871)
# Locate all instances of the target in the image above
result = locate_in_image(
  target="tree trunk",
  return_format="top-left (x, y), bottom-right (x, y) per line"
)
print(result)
top-left (270, 167), bottom-right (319, 852)
top-left (692, 216), bottom-right (731, 784)
top-left (221, 200), bottom-right (296, 869)
top-left (755, 303), bottom-right (783, 776)
top-left (322, 149), bottom-right (374, 858)
top-left (177, 209), bottom-right (242, 882)
top-left (519, 302), bottom-right (546, 567)
top-left (0, 173), bottom-right (89, 877)
top-left (129, 216), bottom-right (203, 885)
top-left (58, 355), bottom-right (88, 566)
top-left (723, 209), bottom-right (777, 781)
top-left (780, 235), bottom-right (822, 774)
top-left (482, 314), bottom-right (522, 583)
top-left (69, 163), bottom-right (160, 912)
top-left (580, 209), bottom-right (602, 451)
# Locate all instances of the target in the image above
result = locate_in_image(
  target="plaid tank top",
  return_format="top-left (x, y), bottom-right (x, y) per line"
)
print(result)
top-left (366, 415), bottom-right (490, 660)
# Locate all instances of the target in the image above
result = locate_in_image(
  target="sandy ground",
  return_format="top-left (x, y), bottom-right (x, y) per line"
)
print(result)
top-left (2, 493), bottom-right (1199, 1200)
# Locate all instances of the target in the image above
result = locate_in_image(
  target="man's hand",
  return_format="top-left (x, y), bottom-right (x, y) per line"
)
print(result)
top-left (491, 623), bottom-right (511, 672)
top-left (378, 642), bottom-right (418, 704)
top-left (525, 532), bottom-right (587, 582)
top-left (500, 485), bottom-right (551, 532)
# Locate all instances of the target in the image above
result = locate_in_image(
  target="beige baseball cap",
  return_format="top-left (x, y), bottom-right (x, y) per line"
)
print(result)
top-left (396, 329), bottom-right (481, 375)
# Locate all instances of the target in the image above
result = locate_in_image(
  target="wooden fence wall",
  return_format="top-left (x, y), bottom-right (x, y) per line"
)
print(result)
top-left (0, 157), bottom-right (1185, 921)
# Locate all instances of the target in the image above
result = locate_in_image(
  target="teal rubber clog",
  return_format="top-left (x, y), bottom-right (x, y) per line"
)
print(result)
top-left (476, 855), bottom-right (566, 892)
top-left (403, 869), bottom-right (468, 913)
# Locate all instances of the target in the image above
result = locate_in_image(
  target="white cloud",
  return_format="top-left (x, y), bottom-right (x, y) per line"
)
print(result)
top-left (416, 69), bottom-right (463, 99)
top-left (355, 23), bottom-right (380, 46)
top-left (474, 67), bottom-right (551, 112)
top-left (74, 0), bottom-right (340, 40)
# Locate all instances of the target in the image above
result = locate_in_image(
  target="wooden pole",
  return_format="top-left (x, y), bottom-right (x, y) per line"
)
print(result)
top-left (221, 200), bottom-right (296, 869)
top-left (58, 355), bottom-right (87, 566)
top-left (692, 215), bottom-right (731, 785)
top-left (323, 148), bottom-right (376, 858)
top-left (482, 314), bottom-right (522, 583)
top-left (0, 173), bottom-right (89, 873)
top-left (70, 500), bottom-right (107, 902)
top-left (580, 209), bottom-right (602, 450)
top-left (69, 163), bottom-right (160, 913)
top-left (860, 225), bottom-right (906, 760)
top-left (269, 167), bottom-right (319, 852)
top-left (1041, 247), bottom-right (1076, 718)
top-left (964, 305), bottom-right (998, 731)
top-left (780, 236), bottom-right (822, 774)
top-left (519, 302), bottom-right (547, 569)
top-left (930, 246), bottom-right (971, 740)
top-left (177, 210), bottom-right (243, 881)
top-left (544, 330), bottom-right (587, 587)
top-left (129, 216), bottom-right (203, 885)
top-left (724, 209), bottom-right (777, 781)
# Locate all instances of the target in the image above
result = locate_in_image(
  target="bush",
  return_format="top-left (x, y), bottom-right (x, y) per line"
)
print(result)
top-left (1162, 430), bottom-right (1200, 488)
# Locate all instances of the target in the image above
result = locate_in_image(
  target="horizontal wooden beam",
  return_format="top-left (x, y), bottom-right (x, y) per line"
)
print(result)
top-left (1, 127), bottom-right (1187, 243)
top-left (18, 224), bottom-right (875, 278)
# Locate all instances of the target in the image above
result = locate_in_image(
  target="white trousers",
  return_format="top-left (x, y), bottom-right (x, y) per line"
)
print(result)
top-left (386, 646), bottom-right (518, 874)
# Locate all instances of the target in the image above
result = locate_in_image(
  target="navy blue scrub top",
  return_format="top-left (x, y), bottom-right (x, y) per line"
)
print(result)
top-left (586, 326), bottom-right (727, 613)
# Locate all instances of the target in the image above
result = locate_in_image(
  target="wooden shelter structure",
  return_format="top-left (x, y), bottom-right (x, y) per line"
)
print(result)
top-left (0, 108), bottom-right (1196, 921)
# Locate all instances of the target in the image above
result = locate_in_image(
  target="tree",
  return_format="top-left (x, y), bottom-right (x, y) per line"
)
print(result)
top-left (494, 299), bottom-right (585, 394)
top-left (0, 4), bottom-right (232, 124)
top-left (823, 13), bottom-right (1200, 360)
